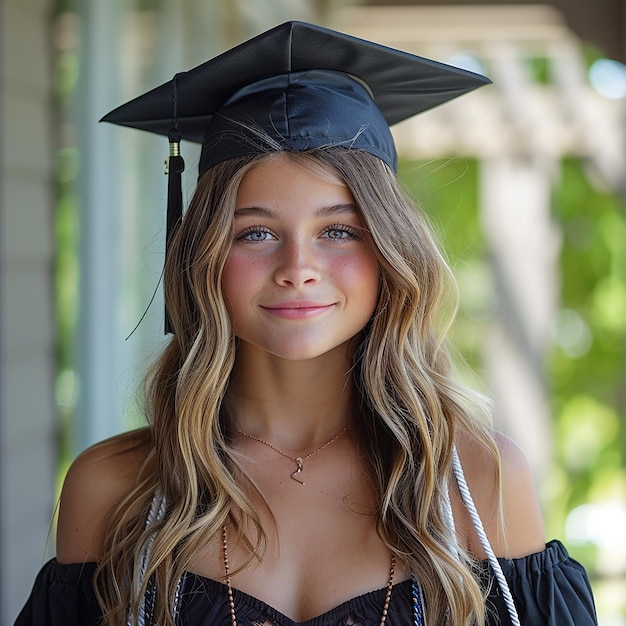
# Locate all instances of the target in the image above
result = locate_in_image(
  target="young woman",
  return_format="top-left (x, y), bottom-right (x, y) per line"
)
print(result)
top-left (17, 21), bottom-right (597, 626)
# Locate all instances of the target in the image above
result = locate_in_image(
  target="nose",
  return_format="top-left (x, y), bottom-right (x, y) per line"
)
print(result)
top-left (273, 238), bottom-right (321, 288)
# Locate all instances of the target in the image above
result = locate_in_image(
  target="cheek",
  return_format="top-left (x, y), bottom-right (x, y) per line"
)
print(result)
top-left (221, 253), bottom-right (266, 311)
top-left (362, 262), bottom-right (382, 311)
top-left (222, 252), bottom-right (252, 289)
top-left (338, 252), bottom-right (380, 306)
top-left (360, 248), bottom-right (380, 281)
top-left (221, 256), bottom-right (245, 313)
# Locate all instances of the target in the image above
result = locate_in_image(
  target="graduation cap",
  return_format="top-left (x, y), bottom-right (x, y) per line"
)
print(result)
top-left (101, 20), bottom-right (490, 333)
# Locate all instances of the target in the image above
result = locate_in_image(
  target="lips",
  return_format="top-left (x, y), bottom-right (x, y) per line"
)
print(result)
top-left (260, 301), bottom-right (335, 319)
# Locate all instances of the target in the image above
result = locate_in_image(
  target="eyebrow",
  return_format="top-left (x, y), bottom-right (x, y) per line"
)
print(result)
top-left (234, 203), bottom-right (359, 219)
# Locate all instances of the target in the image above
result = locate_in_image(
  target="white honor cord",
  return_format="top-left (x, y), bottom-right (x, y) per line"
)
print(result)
top-left (451, 447), bottom-right (521, 626)
top-left (442, 481), bottom-right (460, 557)
top-left (128, 492), bottom-right (166, 626)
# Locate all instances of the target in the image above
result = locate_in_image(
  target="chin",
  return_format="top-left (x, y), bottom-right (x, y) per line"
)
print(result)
top-left (268, 345), bottom-right (346, 362)
top-left (242, 337), bottom-right (353, 363)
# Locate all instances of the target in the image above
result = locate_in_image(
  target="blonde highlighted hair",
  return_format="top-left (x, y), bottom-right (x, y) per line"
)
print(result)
top-left (94, 147), bottom-right (500, 625)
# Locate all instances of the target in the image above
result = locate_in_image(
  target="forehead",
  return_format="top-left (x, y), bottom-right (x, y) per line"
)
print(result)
top-left (235, 154), bottom-right (354, 209)
top-left (247, 152), bottom-right (345, 184)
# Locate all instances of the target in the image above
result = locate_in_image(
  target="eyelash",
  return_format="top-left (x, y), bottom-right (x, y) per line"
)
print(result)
top-left (236, 226), bottom-right (274, 242)
top-left (322, 224), bottom-right (360, 240)
top-left (236, 224), bottom-right (360, 242)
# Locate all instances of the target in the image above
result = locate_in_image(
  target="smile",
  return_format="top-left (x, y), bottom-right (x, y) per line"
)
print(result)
top-left (260, 302), bottom-right (335, 319)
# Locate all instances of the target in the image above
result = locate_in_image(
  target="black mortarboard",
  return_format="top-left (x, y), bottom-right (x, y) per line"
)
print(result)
top-left (101, 21), bottom-right (490, 332)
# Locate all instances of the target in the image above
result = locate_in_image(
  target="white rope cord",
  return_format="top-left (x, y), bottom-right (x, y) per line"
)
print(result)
top-left (451, 447), bottom-right (521, 626)
top-left (442, 481), bottom-right (460, 558)
top-left (128, 492), bottom-right (166, 626)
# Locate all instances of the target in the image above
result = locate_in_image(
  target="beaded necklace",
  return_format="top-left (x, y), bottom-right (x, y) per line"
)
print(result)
top-left (221, 525), bottom-right (422, 626)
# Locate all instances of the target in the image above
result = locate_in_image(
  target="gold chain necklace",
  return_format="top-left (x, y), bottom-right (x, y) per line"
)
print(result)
top-left (236, 424), bottom-right (350, 485)
top-left (222, 525), bottom-right (396, 626)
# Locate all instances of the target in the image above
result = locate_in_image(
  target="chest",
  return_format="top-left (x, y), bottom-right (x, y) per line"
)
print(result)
top-left (188, 462), bottom-right (404, 621)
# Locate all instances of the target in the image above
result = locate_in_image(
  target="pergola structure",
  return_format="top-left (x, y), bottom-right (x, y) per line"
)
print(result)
top-left (361, 0), bottom-right (626, 62)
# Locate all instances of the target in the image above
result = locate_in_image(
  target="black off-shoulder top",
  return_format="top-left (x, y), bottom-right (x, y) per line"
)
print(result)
top-left (15, 539), bottom-right (597, 626)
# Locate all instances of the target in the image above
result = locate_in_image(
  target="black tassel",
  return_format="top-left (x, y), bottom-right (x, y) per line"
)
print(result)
top-left (164, 128), bottom-right (185, 334)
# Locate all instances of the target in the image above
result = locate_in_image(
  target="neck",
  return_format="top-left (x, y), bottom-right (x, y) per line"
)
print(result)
top-left (226, 346), bottom-right (356, 448)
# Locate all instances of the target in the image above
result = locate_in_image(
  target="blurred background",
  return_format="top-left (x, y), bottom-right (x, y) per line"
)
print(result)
top-left (1, 0), bottom-right (625, 623)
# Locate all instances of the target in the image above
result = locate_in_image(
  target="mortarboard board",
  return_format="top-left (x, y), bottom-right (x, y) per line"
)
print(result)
top-left (102, 20), bottom-right (490, 173)
top-left (101, 21), bottom-right (491, 332)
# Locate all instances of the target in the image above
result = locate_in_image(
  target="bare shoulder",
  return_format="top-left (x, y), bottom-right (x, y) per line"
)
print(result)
top-left (453, 430), bottom-right (545, 559)
top-left (56, 428), bottom-right (153, 564)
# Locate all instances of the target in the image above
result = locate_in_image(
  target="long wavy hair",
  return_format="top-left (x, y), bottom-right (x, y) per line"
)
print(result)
top-left (94, 146), bottom-right (501, 625)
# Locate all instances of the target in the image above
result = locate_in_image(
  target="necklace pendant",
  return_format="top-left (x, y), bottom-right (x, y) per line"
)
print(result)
top-left (236, 425), bottom-right (350, 487)
top-left (291, 457), bottom-right (305, 485)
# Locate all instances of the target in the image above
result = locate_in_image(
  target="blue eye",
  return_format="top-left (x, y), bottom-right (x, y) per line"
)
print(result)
top-left (237, 227), bottom-right (274, 242)
top-left (322, 225), bottom-right (358, 240)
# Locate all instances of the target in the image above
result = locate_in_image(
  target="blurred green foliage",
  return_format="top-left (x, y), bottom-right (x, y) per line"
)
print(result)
top-left (549, 159), bottom-right (626, 554)
top-left (398, 158), bottom-right (492, 379)
top-left (399, 156), bottom-right (626, 577)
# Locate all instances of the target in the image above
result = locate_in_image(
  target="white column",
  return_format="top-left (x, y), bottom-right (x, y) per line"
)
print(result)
top-left (479, 155), bottom-right (561, 481)
top-left (75, 0), bottom-right (129, 449)
top-left (1, 0), bottom-right (56, 621)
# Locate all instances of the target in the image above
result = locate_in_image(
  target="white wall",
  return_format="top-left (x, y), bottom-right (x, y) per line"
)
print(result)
top-left (1, 0), bottom-right (56, 622)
